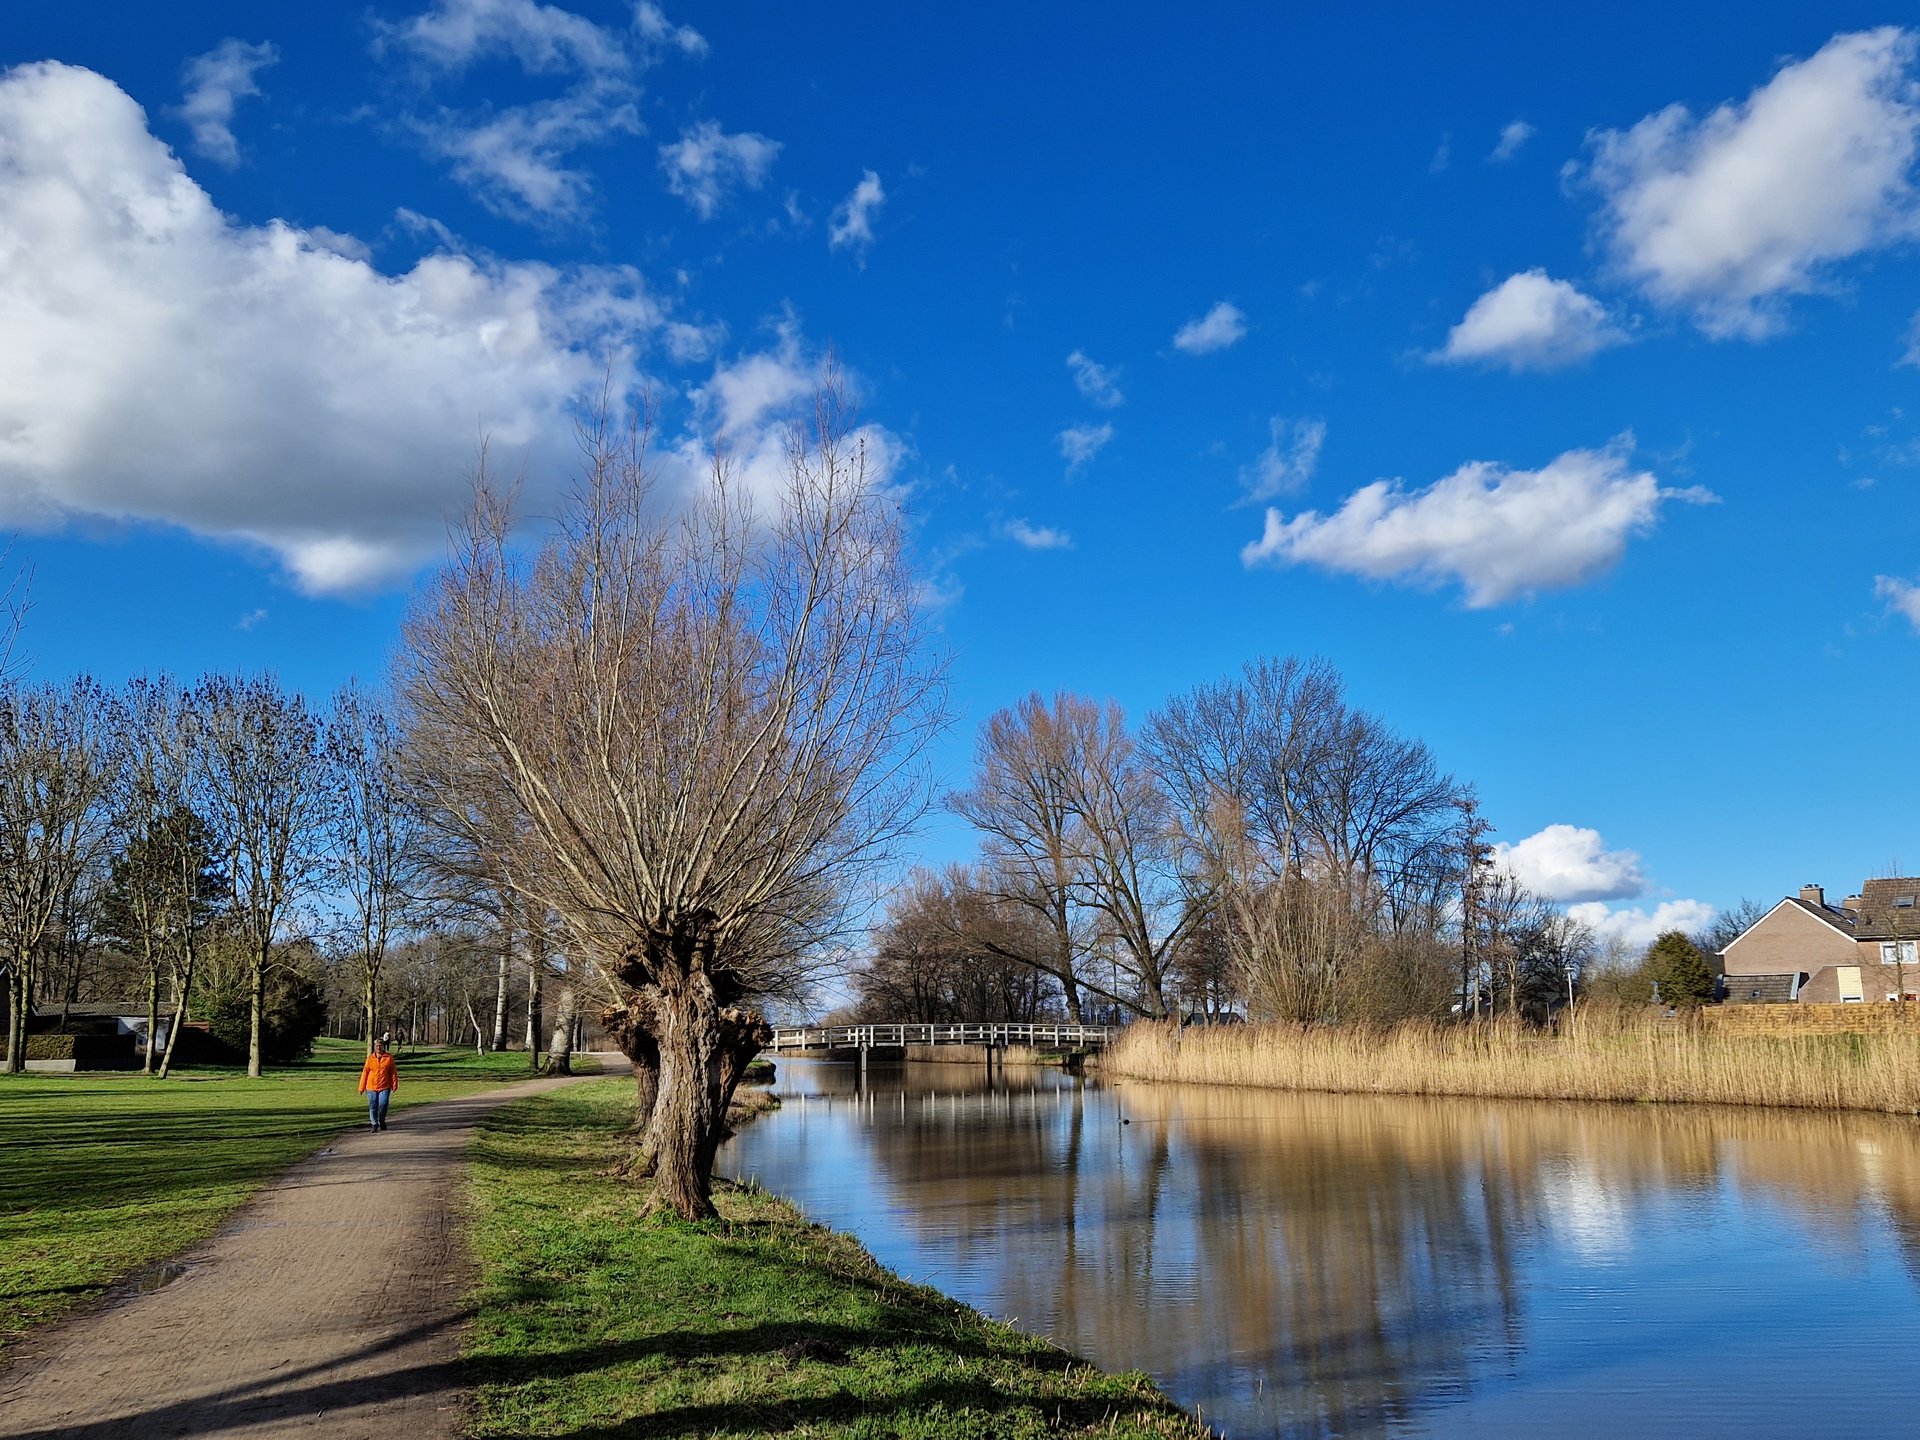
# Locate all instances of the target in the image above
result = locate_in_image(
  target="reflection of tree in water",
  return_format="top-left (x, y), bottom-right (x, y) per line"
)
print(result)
top-left (775, 1063), bottom-right (1920, 1440)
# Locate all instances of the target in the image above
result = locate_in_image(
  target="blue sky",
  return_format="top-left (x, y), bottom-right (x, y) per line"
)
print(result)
top-left (3, 2), bottom-right (1918, 949)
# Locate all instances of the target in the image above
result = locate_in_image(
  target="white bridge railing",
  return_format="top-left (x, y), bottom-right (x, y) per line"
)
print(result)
top-left (767, 1022), bottom-right (1115, 1051)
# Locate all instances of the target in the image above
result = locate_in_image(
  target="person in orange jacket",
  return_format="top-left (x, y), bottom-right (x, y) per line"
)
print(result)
top-left (358, 1037), bottom-right (398, 1132)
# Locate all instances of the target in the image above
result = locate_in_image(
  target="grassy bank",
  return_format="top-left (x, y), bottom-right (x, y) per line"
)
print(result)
top-left (1105, 1011), bottom-right (1920, 1114)
top-left (464, 1080), bottom-right (1206, 1439)
top-left (0, 1038), bottom-right (536, 1353)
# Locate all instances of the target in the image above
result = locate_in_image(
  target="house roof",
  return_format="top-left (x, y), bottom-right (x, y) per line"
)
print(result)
top-left (1854, 878), bottom-right (1920, 940)
top-left (1725, 973), bottom-right (1798, 1004)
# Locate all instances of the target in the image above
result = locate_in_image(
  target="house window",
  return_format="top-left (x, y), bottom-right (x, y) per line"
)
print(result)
top-left (1881, 941), bottom-right (1919, 965)
top-left (1838, 966), bottom-right (1865, 1002)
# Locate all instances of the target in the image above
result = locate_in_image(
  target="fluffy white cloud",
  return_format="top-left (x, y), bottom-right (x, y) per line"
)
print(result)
top-left (1876, 574), bottom-right (1920, 629)
top-left (1242, 443), bottom-right (1713, 607)
top-left (1065, 350), bottom-right (1123, 408)
top-left (1003, 519), bottom-right (1072, 550)
top-left (1241, 417), bottom-right (1325, 501)
top-left (1059, 423), bottom-right (1115, 473)
top-left (378, 0), bottom-right (630, 74)
top-left (633, 2), bottom-right (707, 57)
top-left (1172, 301), bottom-right (1246, 355)
top-left (1434, 270), bottom-right (1626, 370)
top-left (1585, 27), bottom-right (1920, 338)
top-left (660, 120), bottom-right (780, 219)
top-left (178, 39), bottom-right (277, 167)
top-left (1489, 119), bottom-right (1535, 162)
top-left (0, 62), bottom-right (666, 592)
top-left (829, 169), bottom-right (886, 254)
top-left (676, 323), bottom-right (905, 514)
top-left (1568, 898), bottom-right (1716, 953)
top-left (1494, 825), bottom-right (1646, 902)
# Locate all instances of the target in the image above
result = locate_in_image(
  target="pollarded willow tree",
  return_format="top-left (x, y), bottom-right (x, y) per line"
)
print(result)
top-left (398, 384), bottom-right (946, 1217)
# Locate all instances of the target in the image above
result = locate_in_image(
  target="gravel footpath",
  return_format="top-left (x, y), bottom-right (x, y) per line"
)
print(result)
top-left (0, 1059), bottom-right (617, 1439)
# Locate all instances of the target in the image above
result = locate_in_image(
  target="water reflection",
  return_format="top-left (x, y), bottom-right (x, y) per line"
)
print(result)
top-left (725, 1060), bottom-right (1920, 1438)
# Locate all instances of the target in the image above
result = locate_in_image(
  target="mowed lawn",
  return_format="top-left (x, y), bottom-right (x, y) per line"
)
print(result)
top-left (463, 1082), bottom-right (1205, 1439)
top-left (0, 1038), bottom-right (538, 1353)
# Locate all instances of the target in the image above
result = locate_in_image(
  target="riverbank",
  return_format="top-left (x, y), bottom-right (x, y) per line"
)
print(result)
top-left (0, 1039), bottom-right (540, 1355)
top-left (1104, 1011), bottom-right (1920, 1113)
top-left (462, 1080), bottom-right (1208, 1438)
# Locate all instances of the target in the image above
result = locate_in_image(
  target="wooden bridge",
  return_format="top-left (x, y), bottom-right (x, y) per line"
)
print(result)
top-left (766, 1021), bottom-right (1116, 1056)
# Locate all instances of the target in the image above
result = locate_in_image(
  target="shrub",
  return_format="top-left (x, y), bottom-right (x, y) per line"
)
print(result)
top-left (1647, 931), bottom-right (1716, 1008)
top-left (25, 1032), bottom-right (136, 1062)
top-left (205, 968), bottom-right (330, 1065)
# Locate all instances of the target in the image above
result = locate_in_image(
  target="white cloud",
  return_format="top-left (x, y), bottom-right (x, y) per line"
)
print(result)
top-left (1494, 825), bottom-right (1646, 902)
top-left (1876, 574), bottom-right (1920, 629)
top-left (1059, 423), bottom-right (1115, 474)
top-left (633, 2), bottom-right (707, 57)
top-left (1489, 119), bottom-right (1535, 162)
top-left (1434, 269), bottom-right (1626, 370)
top-left (177, 39), bottom-right (278, 168)
top-left (378, 0), bottom-right (630, 75)
top-left (659, 120), bottom-right (781, 219)
top-left (420, 83), bottom-right (641, 222)
top-left (381, 0), bottom-right (653, 224)
top-left (1003, 519), bottom-right (1073, 550)
top-left (829, 169), bottom-right (886, 254)
top-left (1241, 417), bottom-right (1325, 501)
top-left (1172, 301), bottom-right (1247, 355)
top-left (1065, 350), bottom-right (1123, 408)
top-left (677, 327), bottom-right (904, 513)
top-left (1242, 442), bottom-right (1714, 607)
top-left (1567, 898), bottom-right (1716, 953)
top-left (0, 62), bottom-right (666, 593)
top-left (1584, 27), bottom-right (1920, 338)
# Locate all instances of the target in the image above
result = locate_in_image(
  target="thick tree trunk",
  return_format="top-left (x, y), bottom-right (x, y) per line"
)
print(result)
top-left (644, 975), bottom-right (770, 1219)
top-left (541, 983), bottom-right (576, 1075)
top-left (363, 966), bottom-right (378, 1053)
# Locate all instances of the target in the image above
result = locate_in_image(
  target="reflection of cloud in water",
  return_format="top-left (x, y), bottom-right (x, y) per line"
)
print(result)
top-left (1539, 1157), bottom-right (1633, 1261)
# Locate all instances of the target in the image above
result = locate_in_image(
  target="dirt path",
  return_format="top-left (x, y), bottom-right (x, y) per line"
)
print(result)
top-left (0, 1058), bottom-right (621, 1439)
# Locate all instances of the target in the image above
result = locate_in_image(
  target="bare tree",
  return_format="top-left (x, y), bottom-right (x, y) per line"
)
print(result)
top-left (0, 678), bottom-right (121, 1072)
top-left (948, 693), bottom-right (1104, 1020)
top-left (397, 382), bottom-right (945, 1217)
top-left (323, 682), bottom-right (421, 1051)
top-left (195, 674), bottom-right (326, 1078)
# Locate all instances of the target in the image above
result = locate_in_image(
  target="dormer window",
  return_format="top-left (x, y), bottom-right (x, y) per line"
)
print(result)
top-left (1896, 895), bottom-right (1917, 909)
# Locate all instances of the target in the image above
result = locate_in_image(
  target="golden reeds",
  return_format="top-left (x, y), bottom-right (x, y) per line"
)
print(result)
top-left (1103, 1009), bottom-right (1920, 1114)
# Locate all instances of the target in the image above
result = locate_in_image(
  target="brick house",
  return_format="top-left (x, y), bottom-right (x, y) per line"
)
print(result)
top-left (1721, 879), bottom-right (1920, 1003)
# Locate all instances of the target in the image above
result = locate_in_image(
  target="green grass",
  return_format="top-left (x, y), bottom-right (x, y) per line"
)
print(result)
top-left (0, 1037), bottom-right (538, 1353)
top-left (464, 1081), bottom-right (1207, 1439)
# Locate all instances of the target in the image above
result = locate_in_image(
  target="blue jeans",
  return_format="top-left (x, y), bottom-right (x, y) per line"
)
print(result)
top-left (367, 1089), bottom-right (392, 1128)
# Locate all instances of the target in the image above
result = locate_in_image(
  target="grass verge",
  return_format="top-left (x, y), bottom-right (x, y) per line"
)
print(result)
top-left (0, 1037), bottom-right (537, 1354)
top-left (464, 1080), bottom-right (1206, 1439)
top-left (1106, 1011), bottom-right (1920, 1113)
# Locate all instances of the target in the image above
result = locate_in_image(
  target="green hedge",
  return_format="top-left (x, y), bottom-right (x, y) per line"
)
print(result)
top-left (25, 1033), bottom-right (137, 1062)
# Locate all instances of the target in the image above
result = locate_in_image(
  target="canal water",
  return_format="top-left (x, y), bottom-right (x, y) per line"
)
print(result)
top-left (722, 1057), bottom-right (1920, 1438)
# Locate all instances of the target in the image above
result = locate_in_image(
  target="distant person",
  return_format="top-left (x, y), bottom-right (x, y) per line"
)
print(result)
top-left (358, 1038), bottom-right (397, 1133)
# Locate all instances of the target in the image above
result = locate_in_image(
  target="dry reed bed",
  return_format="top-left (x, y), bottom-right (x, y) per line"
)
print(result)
top-left (1104, 1013), bottom-right (1920, 1115)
